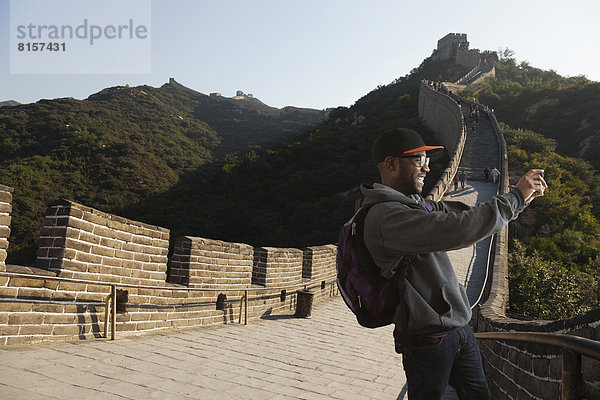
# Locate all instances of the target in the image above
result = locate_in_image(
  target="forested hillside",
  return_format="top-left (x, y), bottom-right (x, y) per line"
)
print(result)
top-left (471, 50), bottom-right (600, 169)
top-left (504, 126), bottom-right (600, 319)
top-left (121, 58), bottom-right (470, 250)
top-left (0, 82), bottom-right (327, 264)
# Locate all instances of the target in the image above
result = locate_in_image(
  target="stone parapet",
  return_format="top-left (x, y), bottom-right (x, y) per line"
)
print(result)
top-left (302, 245), bottom-right (337, 281)
top-left (35, 199), bottom-right (169, 286)
top-left (169, 236), bottom-right (254, 289)
top-left (419, 81), bottom-right (466, 201)
top-left (252, 247), bottom-right (303, 287)
top-left (0, 185), bottom-right (13, 272)
top-left (0, 192), bottom-right (339, 345)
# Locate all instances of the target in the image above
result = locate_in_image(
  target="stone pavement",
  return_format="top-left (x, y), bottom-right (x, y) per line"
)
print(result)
top-left (0, 298), bottom-right (408, 400)
top-left (444, 180), bottom-right (499, 307)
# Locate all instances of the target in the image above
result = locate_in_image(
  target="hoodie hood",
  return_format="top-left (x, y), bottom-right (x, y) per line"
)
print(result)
top-left (360, 183), bottom-right (422, 208)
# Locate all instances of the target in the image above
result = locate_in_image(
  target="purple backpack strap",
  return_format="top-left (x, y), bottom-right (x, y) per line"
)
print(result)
top-left (355, 198), bottom-right (363, 213)
top-left (424, 200), bottom-right (434, 212)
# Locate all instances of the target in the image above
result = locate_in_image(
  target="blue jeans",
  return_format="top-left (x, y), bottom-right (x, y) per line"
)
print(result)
top-left (401, 325), bottom-right (490, 400)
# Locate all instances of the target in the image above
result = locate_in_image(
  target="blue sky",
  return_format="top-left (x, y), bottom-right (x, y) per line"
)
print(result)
top-left (1, 0), bottom-right (599, 109)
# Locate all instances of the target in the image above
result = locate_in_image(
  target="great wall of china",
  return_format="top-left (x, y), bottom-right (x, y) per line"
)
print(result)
top-left (1, 33), bottom-right (598, 400)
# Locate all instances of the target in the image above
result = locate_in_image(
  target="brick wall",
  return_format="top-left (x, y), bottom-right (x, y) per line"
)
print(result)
top-left (252, 247), bottom-right (303, 287)
top-left (169, 236), bottom-right (254, 289)
top-left (35, 199), bottom-right (169, 286)
top-left (302, 245), bottom-right (337, 281)
top-left (418, 81), bottom-right (466, 201)
top-left (0, 184), bottom-right (13, 272)
top-left (0, 194), bottom-right (339, 345)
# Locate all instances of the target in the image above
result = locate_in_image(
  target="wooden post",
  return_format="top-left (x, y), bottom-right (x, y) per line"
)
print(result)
top-left (111, 285), bottom-right (116, 340)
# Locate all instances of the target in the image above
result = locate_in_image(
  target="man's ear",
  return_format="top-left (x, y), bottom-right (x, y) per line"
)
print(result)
top-left (384, 156), bottom-right (398, 171)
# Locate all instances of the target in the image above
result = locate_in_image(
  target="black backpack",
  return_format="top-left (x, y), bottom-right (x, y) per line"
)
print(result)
top-left (336, 199), bottom-right (410, 329)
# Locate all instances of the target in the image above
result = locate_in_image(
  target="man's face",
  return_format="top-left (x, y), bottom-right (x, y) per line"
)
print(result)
top-left (394, 152), bottom-right (430, 195)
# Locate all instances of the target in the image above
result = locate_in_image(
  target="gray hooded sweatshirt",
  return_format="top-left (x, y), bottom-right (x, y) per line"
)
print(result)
top-left (361, 183), bottom-right (525, 335)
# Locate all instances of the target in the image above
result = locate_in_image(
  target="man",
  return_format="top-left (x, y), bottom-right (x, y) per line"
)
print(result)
top-left (360, 128), bottom-right (546, 399)
top-left (459, 170), bottom-right (467, 189)
top-left (491, 167), bottom-right (501, 184)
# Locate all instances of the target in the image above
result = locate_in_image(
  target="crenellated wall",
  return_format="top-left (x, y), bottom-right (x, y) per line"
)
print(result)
top-left (302, 245), bottom-right (337, 281)
top-left (0, 196), bottom-right (338, 345)
top-left (169, 236), bottom-right (254, 289)
top-left (418, 81), bottom-right (466, 201)
top-left (36, 199), bottom-right (170, 286)
top-left (0, 185), bottom-right (13, 272)
top-left (252, 247), bottom-right (303, 287)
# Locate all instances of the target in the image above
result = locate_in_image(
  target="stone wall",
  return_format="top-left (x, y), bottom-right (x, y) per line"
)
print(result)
top-left (252, 247), bottom-right (303, 287)
top-left (418, 81), bottom-right (466, 201)
top-left (0, 185), bottom-right (13, 272)
top-left (0, 195), bottom-right (338, 345)
top-left (302, 245), bottom-right (337, 281)
top-left (169, 236), bottom-right (254, 289)
top-left (35, 199), bottom-right (170, 286)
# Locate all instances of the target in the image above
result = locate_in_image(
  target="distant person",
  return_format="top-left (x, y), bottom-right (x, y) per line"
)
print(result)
top-left (491, 167), bottom-right (500, 183)
top-left (459, 170), bottom-right (467, 189)
top-left (360, 127), bottom-right (547, 399)
top-left (484, 166), bottom-right (490, 181)
top-left (453, 174), bottom-right (459, 191)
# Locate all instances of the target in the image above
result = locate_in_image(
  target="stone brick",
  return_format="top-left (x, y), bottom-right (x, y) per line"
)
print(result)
top-left (8, 313), bottom-right (45, 325)
top-left (99, 237), bottom-right (122, 249)
top-left (92, 225), bottom-right (114, 239)
top-left (100, 257), bottom-right (122, 268)
top-left (75, 251), bottom-right (102, 265)
top-left (92, 245), bottom-right (116, 257)
top-left (61, 259), bottom-right (90, 272)
top-left (19, 325), bottom-right (54, 335)
top-left (9, 277), bottom-right (46, 288)
top-left (0, 226), bottom-right (13, 238)
top-left (52, 325), bottom-right (84, 336)
top-left (1, 302), bottom-right (33, 312)
top-left (134, 253), bottom-right (151, 263)
top-left (115, 250), bottom-right (134, 260)
top-left (0, 325), bottom-right (20, 335)
top-left (75, 292), bottom-right (104, 302)
top-left (68, 217), bottom-right (94, 233)
top-left (82, 212), bottom-right (108, 226)
top-left (0, 202), bottom-right (12, 213)
top-left (65, 238), bottom-right (92, 253)
top-left (0, 191), bottom-right (12, 203)
top-left (79, 230), bottom-right (101, 245)
top-left (0, 214), bottom-right (11, 226)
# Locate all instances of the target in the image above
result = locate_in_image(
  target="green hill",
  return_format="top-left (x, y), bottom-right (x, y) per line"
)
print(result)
top-left (470, 52), bottom-right (600, 169)
top-left (122, 58), bottom-right (470, 249)
top-left (0, 81), bottom-right (327, 265)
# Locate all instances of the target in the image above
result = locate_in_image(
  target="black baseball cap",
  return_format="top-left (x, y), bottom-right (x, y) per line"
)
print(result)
top-left (372, 128), bottom-right (444, 164)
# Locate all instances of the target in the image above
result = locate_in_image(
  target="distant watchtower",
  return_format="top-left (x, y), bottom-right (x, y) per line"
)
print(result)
top-left (431, 33), bottom-right (480, 69)
top-left (434, 33), bottom-right (469, 61)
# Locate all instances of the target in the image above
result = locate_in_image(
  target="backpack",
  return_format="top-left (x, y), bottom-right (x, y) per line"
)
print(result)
top-left (336, 199), bottom-right (409, 329)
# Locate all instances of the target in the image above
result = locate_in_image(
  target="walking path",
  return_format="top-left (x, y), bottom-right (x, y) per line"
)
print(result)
top-left (444, 180), bottom-right (499, 306)
top-left (1, 298), bottom-right (405, 400)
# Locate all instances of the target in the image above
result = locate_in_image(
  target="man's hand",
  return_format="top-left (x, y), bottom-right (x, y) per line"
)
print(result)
top-left (516, 169), bottom-right (547, 204)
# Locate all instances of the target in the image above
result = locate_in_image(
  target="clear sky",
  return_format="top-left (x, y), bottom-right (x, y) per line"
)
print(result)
top-left (1, 0), bottom-right (599, 110)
